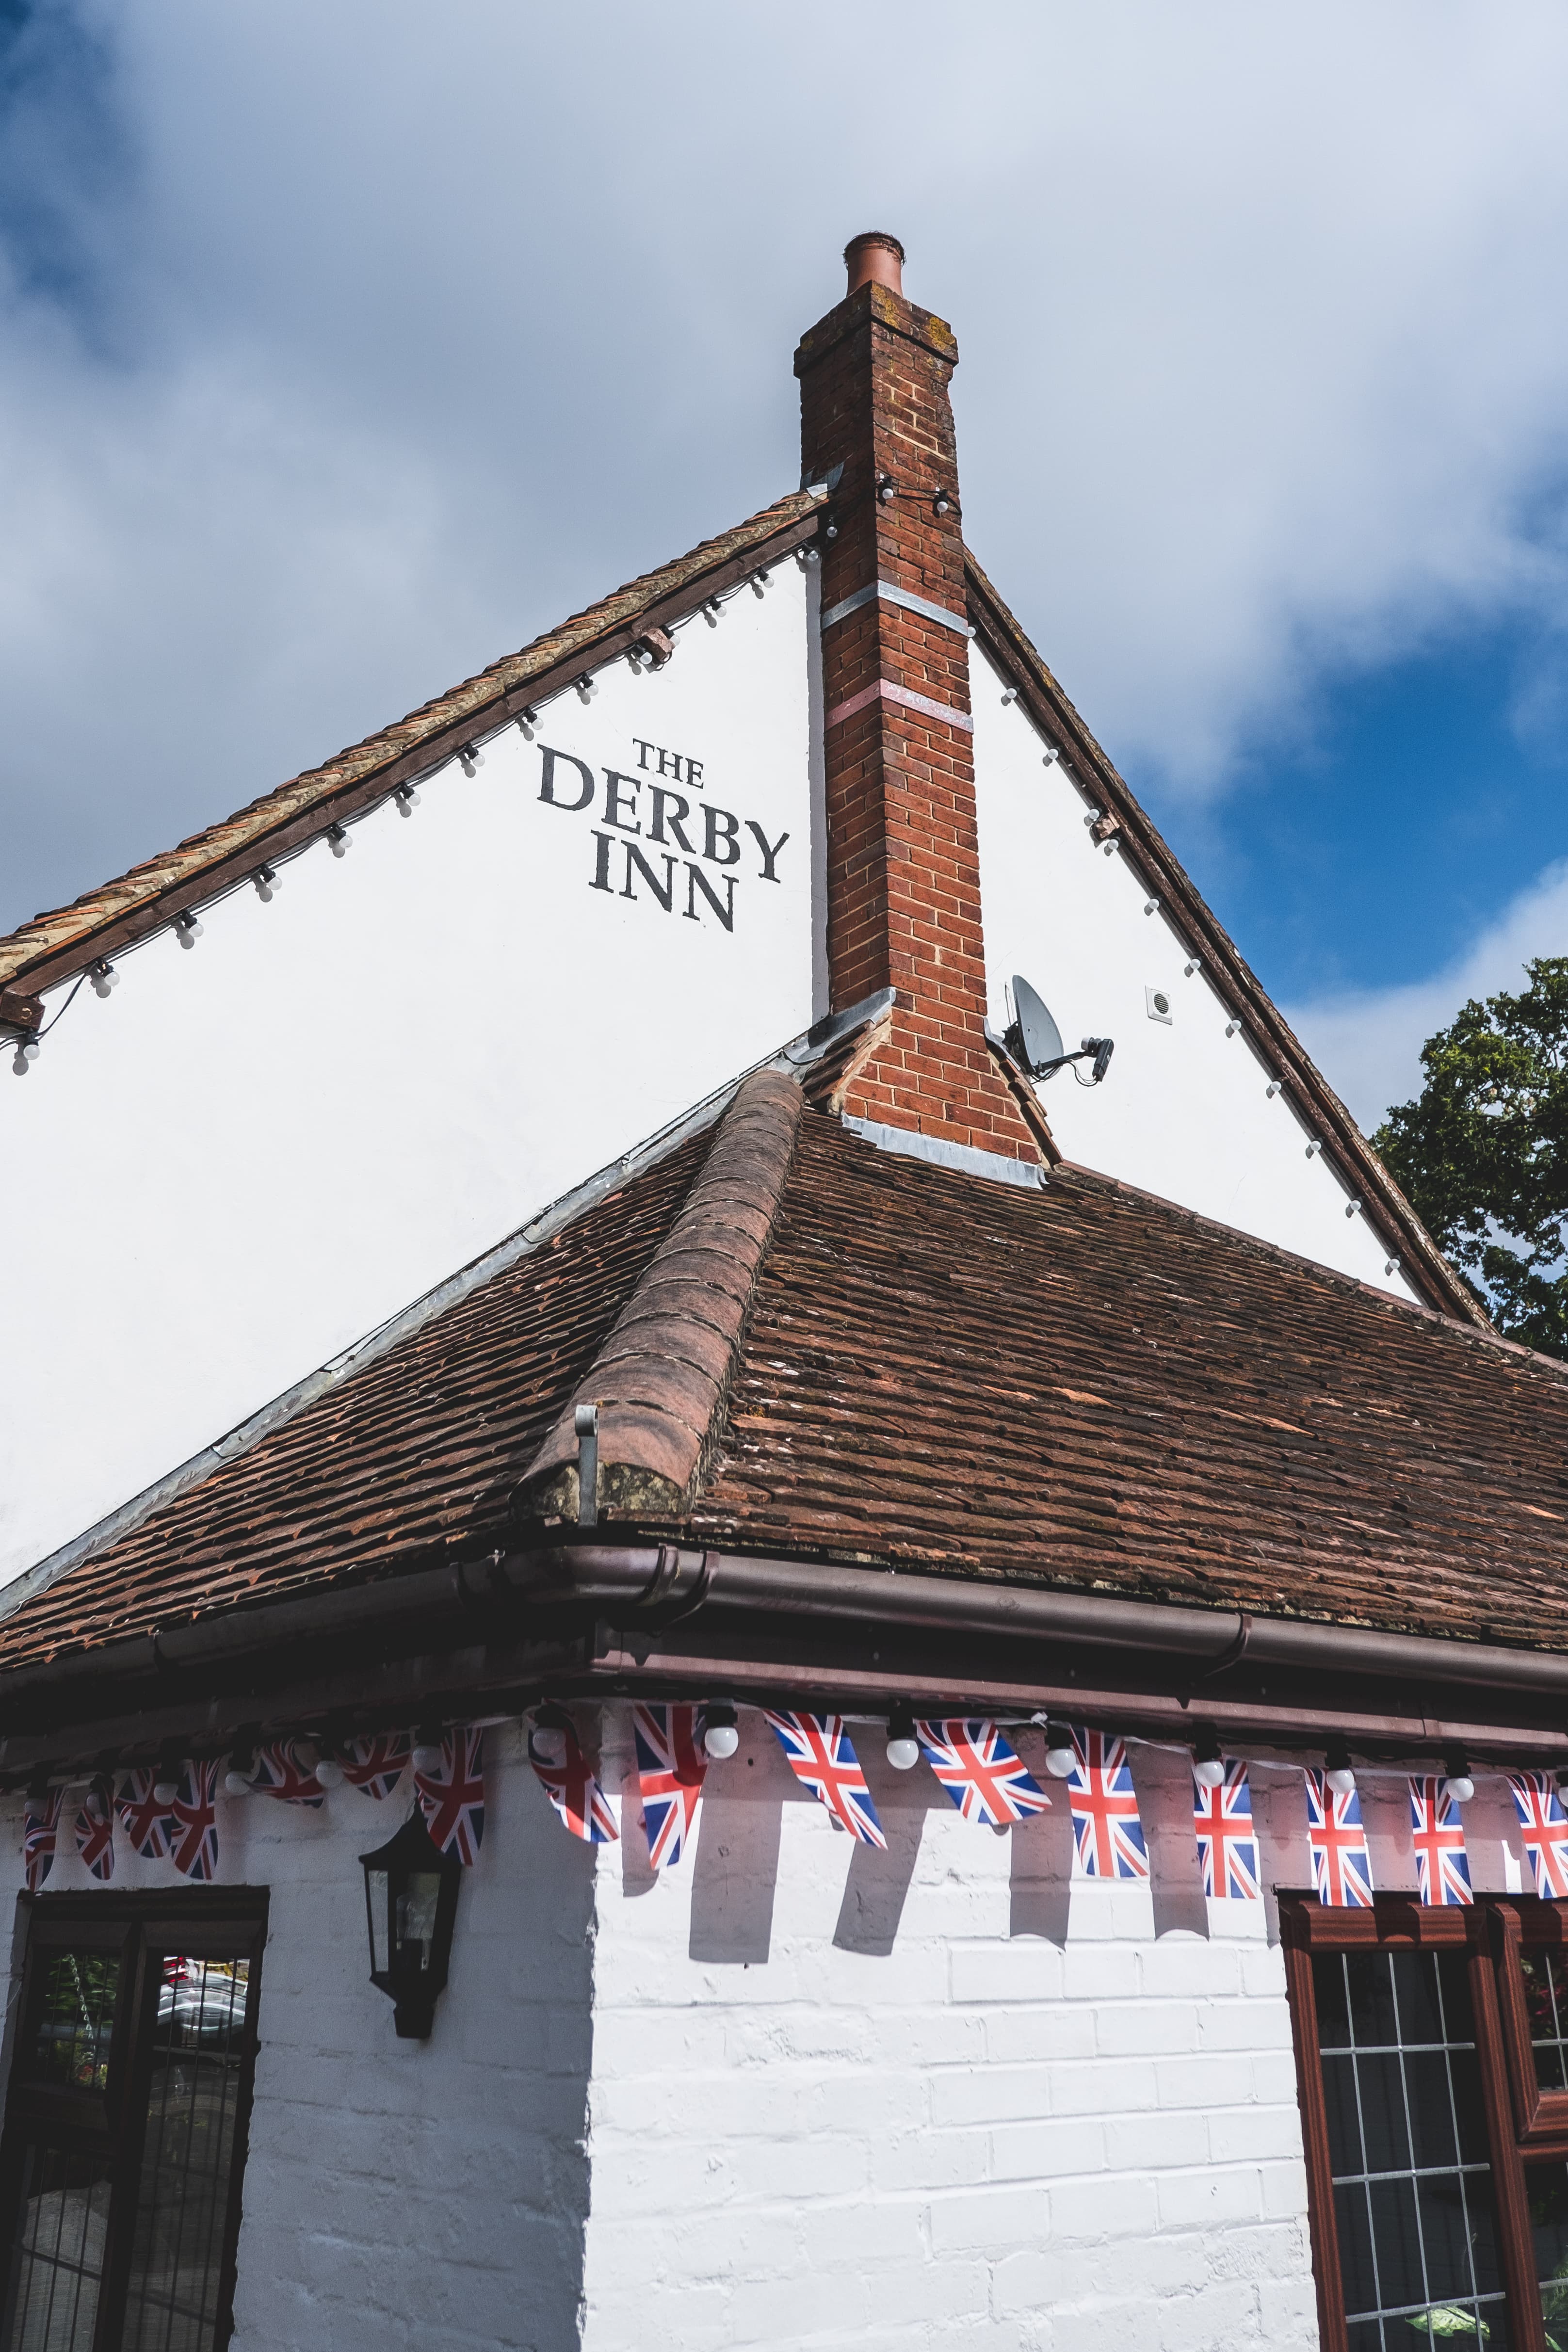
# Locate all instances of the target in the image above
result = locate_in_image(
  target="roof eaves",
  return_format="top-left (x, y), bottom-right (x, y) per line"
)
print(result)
top-left (1, 490), bottom-right (824, 998)
top-left (963, 548), bottom-right (1485, 1333)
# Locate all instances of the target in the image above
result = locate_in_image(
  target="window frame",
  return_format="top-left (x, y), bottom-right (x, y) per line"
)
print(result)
top-left (1281, 1890), bottom-right (1568, 2352)
top-left (0, 1887), bottom-right (268, 2352)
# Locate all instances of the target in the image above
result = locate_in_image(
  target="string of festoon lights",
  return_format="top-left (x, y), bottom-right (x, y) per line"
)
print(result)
top-left (16, 1696), bottom-right (1568, 1913)
top-left (9, 547), bottom-right (820, 1079)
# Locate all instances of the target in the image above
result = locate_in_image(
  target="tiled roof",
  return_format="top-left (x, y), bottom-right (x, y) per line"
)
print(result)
top-left (4, 1074), bottom-right (1568, 1685)
top-left (0, 491), bottom-right (822, 994)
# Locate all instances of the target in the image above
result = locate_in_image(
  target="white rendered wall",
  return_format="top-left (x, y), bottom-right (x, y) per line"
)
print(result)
top-left (0, 573), bottom-right (822, 1588)
top-left (970, 648), bottom-right (1418, 1303)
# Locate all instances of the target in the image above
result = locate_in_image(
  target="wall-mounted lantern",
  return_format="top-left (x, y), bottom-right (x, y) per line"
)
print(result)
top-left (359, 1808), bottom-right (461, 2040)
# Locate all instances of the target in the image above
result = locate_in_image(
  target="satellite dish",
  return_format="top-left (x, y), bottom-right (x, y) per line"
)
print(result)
top-left (1004, 972), bottom-right (1115, 1087)
top-left (1008, 976), bottom-right (1064, 1074)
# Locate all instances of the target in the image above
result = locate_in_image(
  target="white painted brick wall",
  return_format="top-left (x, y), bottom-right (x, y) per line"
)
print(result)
top-left (5, 1716), bottom-right (1506, 2347)
top-left (580, 1716), bottom-right (1321, 2352)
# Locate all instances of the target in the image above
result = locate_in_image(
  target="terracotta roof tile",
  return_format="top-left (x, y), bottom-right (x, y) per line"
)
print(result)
top-left (5, 1085), bottom-right (1567, 1688)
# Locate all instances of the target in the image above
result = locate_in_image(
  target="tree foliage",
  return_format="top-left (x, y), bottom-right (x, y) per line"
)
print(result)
top-left (1374, 957), bottom-right (1568, 1361)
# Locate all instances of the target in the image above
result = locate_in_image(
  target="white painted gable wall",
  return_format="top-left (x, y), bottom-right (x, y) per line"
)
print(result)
top-left (970, 644), bottom-right (1419, 1304)
top-left (0, 574), bottom-right (821, 1588)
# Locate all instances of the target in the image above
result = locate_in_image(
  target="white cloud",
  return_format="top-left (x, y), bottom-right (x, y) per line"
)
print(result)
top-left (1286, 856), bottom-right (1568, 1129)
top-left (4, 2), bottom-right (1568, 929)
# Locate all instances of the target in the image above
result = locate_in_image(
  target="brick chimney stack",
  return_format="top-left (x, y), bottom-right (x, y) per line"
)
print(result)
top-left (796, 237), bottom-right (1040, 1163)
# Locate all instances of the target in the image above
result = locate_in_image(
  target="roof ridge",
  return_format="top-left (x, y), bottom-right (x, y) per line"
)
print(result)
top-left (514, 1066), bottom-right (805, 1522)
top-left (1, 488), bottom-right (821, 992)
top-left (962, 547), bottom-right (1485, 1334)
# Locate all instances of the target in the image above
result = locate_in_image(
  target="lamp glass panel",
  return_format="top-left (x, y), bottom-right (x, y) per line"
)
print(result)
top-left (366, 1870), bottom-right (389, 1974)
top-left (396, 1876), bottom-right (442, 1974)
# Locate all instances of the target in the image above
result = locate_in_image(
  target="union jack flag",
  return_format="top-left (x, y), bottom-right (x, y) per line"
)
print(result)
top-left (116, 1770), bottom-right (173, 1861)
top-left (915, 1719), bottom-right (1050, 1828)
top-left (1193, 1761), bottom-right (1260, 1901)
top-left (528, 1718), bottom-right (617, 1846)
top-left (416, 1727), bottom-right (486, 1865)
top-left (73, 1782), bottom-right (115, 1883)
top-left (1409, 1775), bottom-right (1472, 1907)
top-left (168, 1762), bottom-right (220, 1882)
top-left (766, 1712), bottom-right (886, 1848)
top-left (1306, 1771), bottom-right (1374, 1908)
top-left (23, 1787), bottom-right (62, 1893)
top-left (1507, 1772), bottom-right (1568, 1899)
top-left (250, 1741), bottom-right (324, 1806)
top-left (340, 1731), bottom-right (410, 1800)
top-left (1066, 1728), bottom-right (1148, 1880)
top-left (632, 1705), bottom-right (706, 1869)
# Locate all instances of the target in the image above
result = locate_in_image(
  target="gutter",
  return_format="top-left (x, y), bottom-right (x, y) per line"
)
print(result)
top-left (8, 1541), bottom-right (1568, 1728)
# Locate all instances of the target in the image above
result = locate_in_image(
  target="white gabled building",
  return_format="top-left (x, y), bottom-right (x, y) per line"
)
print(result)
top-left (0, 232), bottom-right (1566, 2352)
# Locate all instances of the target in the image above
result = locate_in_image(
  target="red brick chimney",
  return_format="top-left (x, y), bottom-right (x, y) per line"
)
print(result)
top-left (796, 236), bottom-right (1041, 1163)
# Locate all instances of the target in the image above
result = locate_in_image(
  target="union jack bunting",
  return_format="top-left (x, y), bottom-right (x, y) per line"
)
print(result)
top-left (1193, 1761), bottom-right (1260, 1901)
top-left (416, 1727), bottom-right (487, 1866)
top-left (339, 1731), bottom-right (411, 1801)
top-left (250, 1741), bottom-right (324, 1807)
top-left (632, 1705), bottom-right (707, 1869)
top-left (116, 1770), bottom-right (173, 1861)
top-left (766, 1712), bottom-right (886, 1847)
top-left (1066, 1728), bottom-right (1148, 1880)
top-left (73, 1783), bottom-right (115, 1883)
top-left (168, 1762), bottom-right (220, 1883)
top-left (23, 1788), bottom-right (62, 1894)
top-left (1305, 1771), bottom-right (1374, 1908)
top-left (914, 1719), bottom-right (1050, 1829)
top-left (1507, 1772), bottom-right (1568, 1900)
top-left (528, 1719), bottom-right (617, 1846)
top-left (1409, 1775), bottom-right (1472, 1908)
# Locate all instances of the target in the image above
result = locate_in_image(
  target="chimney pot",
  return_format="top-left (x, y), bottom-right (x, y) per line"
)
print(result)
top-left (843, 232), bottom-right (905, 297)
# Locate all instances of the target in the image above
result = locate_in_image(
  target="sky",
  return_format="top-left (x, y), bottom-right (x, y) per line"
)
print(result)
top-left (2, 2), bottom-right (1567, 1128)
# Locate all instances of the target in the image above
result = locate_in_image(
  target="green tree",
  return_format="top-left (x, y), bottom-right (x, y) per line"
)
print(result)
top-left (1374, 957), bottom-right (1568, 1361)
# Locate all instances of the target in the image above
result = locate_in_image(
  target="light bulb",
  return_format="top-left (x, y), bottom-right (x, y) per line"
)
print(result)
top-left (152, 1778), bottom-right (179, 1806)
top-left (574, 675), bottom-right (597, 703)
top-left (517, 708), bottom-right (539, 740)
top-left (749, 570), bottom-right (770, 596)
top-left (1326, 1766), bottom-right (1357, 1796)
top-left (175, 914), bottom-right (203, 948)
top-left (253, 867), bottom-right (279, 902)
top-left (224, 1769), bottom-right (254, 1798)
top-left (1194, 1756), bottom-right (1226, 1789)
top-left (703, 599), bottom-right (722, 627)
top-left (410, 1743), bottom-right (443, 1776)
top-left (933, 490), bottom-right (952, 516)
top-left (886, 1706), bottom-right (921, 1771)
top-left (1443, 1751), bottom-right (1474, 1805)
top-left (327, 825), bottom-right (350, 858)
top-left (530, 1726), bottom-right (567, 1765)
top-left (1041, 748), bottom-right (1060, 767)
top-left (91, 961), bottom-right (118, 998)
top-left (876, 478), bottom-right (896, 505)
top-left (457, 745), bottom-right (484, 777)
top-left (1042, 1722), bottom-right (1076, 1779)
top-left (393, 786), bottom-right (419, 817)
top-left (314, 1756), bottom-right (345, 1789)
top-left (824, 517), bottom-right (838, 540)
top-left (12, 1045), bottom-right (32, 1076)
top-left (703, 1703), bottom-right (740, 1761)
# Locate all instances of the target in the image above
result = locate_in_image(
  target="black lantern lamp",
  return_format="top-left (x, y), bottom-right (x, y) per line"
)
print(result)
top-left (359, 1807), bottom-right (461, 2040)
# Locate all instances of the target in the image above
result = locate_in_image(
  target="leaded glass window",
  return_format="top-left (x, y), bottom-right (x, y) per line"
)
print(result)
top-left (0, 1899), bottom-right (264, 2352)
top-left (1312, 1947), bottom-right (1509, 2350)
